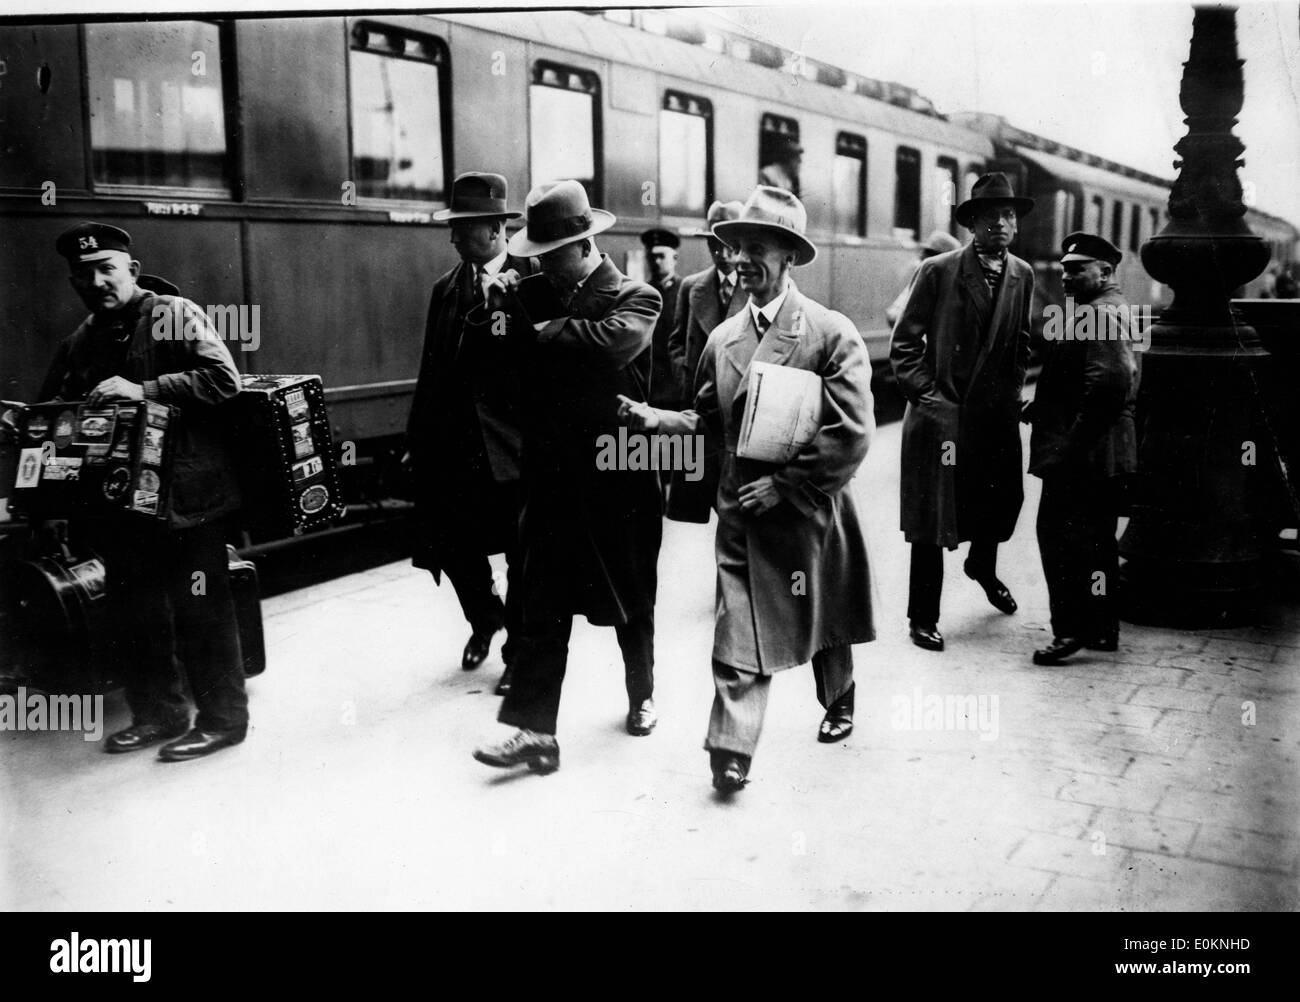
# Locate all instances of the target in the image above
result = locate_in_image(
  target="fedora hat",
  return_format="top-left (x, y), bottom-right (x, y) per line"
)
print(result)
top-left (685, 200), bottom-right (745, 238)
top-left (712, 186), bottom-right (817, 266)
top-left (955, 172), bottom-right (1035, 228)
top-left (507, 180), bottom-right (615, 257)
top-left (922, 229), bottom-right (963, 255)
top-left (433, 172), bottom-right (521, 222)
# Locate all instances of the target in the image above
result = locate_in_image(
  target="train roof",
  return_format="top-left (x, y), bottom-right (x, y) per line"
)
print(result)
top-left (433, 9), bottom-right (992, 155)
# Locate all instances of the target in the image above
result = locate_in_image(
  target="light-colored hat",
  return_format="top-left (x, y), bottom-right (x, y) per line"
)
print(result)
top-left (922, 230), bottom-right (963, 254)
top-left (507, 180), bottom-right (615, 256)
top-left (686, 200), bottom-right (745, 238)
top-left (711, 186), bottom-right (817, 266)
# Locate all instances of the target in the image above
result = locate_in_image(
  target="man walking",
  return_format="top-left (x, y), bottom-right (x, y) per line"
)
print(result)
top-left (1027, 232), bottom-right (1138, 665)
top-left (890, 173), bottom-right (1035, 652)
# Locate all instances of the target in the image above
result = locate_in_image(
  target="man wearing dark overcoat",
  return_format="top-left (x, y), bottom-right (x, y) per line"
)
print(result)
top-left (473, 180), bottom-right (664, 774)
top-left (1026, 232), bottom-right (1138, 664)
top-left (891, 172), bottom-right (1036, 652)
top-left (40, 221), bottom-right (247, 761)
top-left (620, 187), bottom-right (876, 793)
top-left (664, 200), bottom-right (745, 518)
top-left (405, 172), bottom-right (534, 692)
top-left (641, 227), bottom-right (682, 411)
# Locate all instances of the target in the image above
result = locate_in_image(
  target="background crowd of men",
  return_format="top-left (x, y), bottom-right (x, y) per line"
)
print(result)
top-left (33, 166), bottom-right (1138, 788)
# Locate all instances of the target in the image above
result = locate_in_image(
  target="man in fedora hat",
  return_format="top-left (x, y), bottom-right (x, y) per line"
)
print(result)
top-left (405, 171), bottom-right (535, 690)
top-left (640, 227), bottom-right (682, 413)
top-left (619, 186), bottom-right (876, 793)
top-left (886, 229), bottom-right (965, 328)
top-left (472, 180), bottom-right (664, 775)
top-left (891, 172), bottom-right (1036, 652)
top-left (39, 221), bottom-right (248, 761)
top-left (1026, 231), bottom-right (1137, 665)
top-left (663, 200), bottom-right (746, 518)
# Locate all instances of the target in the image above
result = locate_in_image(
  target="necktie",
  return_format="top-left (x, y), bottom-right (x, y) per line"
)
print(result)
top-left (472, 265), bottom-right (486, 309)
top-left (754, 312), bottom-right (771, 339)
top-left (720, 277), bottom-right (733, 312)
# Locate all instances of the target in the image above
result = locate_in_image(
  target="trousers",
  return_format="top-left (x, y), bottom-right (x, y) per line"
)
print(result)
top-left (907, 538), bottom-right (1000, 625)
top-left (1037, 470), bottom-right (1120, 639)
top-left (704, 644), bottom-right (854, 759)
top-left (438, 537), bottom-right (521, 666)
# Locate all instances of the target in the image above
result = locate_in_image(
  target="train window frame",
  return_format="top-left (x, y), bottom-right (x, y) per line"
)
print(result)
top-left (935, 155), bottom-right (959, 236)
top-left (758, 112), bottom-right (801, 197)
top-left (1149, 207), bottom-right (1161, 240)
top-left (347, 21), bottom-right (453, 207)
top-left (893, 145), bottom-right (922, 243)
top-left (82, 19), bottom-right (237, 199)
top-left (528, 60), bottom-right (603, 203)
top-left (831, 131), bottom-right (867, 237)
top-left (1130, 203), bottom-right (1143, 251)
top-left (658, 90), bottom-right (713, 217)
top-left (1088, 195), bottom-right (1105, 235)
top-left (1111, 200), bottom-right (1125, 246)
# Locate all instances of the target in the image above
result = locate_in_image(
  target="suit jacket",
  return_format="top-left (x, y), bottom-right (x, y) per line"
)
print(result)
top-left (516, 254), bottom-right (664, 626)
top-left (647, 273), bottom-right (681, 408)
top-left (657, 282), bottom-right (875, 671)
top-left (1029, 283), bottom-right (1138, 480)
top-left (667, 266), bottom-right (744, 403)
top-left (406, 252), bottom-right (535, 571)
top-left (40, 287), bottom-right (242, 530)
top-left (890, 243), bottom-right (1034, 548)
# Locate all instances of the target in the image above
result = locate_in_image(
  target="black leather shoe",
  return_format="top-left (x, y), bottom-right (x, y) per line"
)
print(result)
top-left (909, 622), bottom-right (945, 652)
top-left (711, 752), bottom-right (750, 792)
top-left (1032, 637), bottom-right (1086, 665)
top-left (104, 720), bottom-right (189, 754)
top-left (494, 663), bottom-right (514, 697)
top-left (473, 729), bottom-right (560, 773)
top-left (965, 563), bottom-right (1017, 614)
top-left (1085, 631), bottom-right (1119, 652)
top-left (157, 727), bottom-right (245, 762)
top-left (818, 683), bottom-right (854, 743)
top-left (626, 698), bottom-right (657, 736)
top-left (462, 628), bottom-right (497, 670)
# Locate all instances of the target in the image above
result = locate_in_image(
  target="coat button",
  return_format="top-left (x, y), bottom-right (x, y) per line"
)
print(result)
top-left (955, 345), bottom-right (963, 353)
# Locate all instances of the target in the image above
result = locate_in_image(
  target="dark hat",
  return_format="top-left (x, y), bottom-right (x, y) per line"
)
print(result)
top-left (1061, 231), bottom-right (1122, 267)
top-left (433, 172), bottom-right (521, 222)
top-left (137, 274), bottom-right (179, 296)
top-left (640, 228), bottom-right (680, 250)
top-left (507, 180), bottom-right (615, 257)
top-left (712, 185), bottom-right (817, 266)
top-left (955, 172), bottom-right (1035, 228)
top-left (686, 200), bottom-right (744, 238)
top-left (56, 221), bottom-right (132, 263)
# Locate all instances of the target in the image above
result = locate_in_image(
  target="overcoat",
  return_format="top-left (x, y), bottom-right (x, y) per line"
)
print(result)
top-left (516, 255), bottom-right (664, 627)
top-left (669, 283), bottom-right (875, 672)
top-left (890, 243), bottom-right (1034, 549)
top-left (1028, 283), bottom-right (1138, 480)
top-left (406, 253), bottom-right (535, 574)
top-left (647, 273), bottom-right (680, 408)
top-left (39, 287), bottom-right (242, 530)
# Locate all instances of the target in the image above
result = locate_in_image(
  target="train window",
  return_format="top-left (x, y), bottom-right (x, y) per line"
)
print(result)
top-left (1111, 201), bottom-right (1125, 245)
top-left (1087, 195), bottom-right (1105, 234)
top-left (1130, 204), bottom-right (1143, 251)
top-left (1053, 190), bottom-right (1077, 246)
top-left (759, 113), bottom-right (801, 196)
top-left (660, 91), bottom-right (712, 216)
top-left (832, 133), bottom-right (867, 236)
top-left (935, 156), bottom-right (959, 235)
top-left (85, 21), bottom-right (230, 191)
top-left (530, 62), bottom-right (601, 196)
top-left (1150, 207), bottom-right (1161, 239)
top-left (349, 23), bottom-right (449, 202)
top-left (893, 146), bottom-right (922, 242)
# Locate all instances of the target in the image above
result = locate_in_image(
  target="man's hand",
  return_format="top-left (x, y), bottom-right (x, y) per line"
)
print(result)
top-left (616, 394), bottom-right (660, 431)
top-left (87, 376), bottom-right (143, 405)
top-left (738, 475), bottom-right (781, 515)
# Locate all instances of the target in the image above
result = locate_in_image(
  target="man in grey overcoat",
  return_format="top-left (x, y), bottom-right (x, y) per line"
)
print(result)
top-left (890, 173), bottom-right (1035, 652)
top-left (620, 186), bottom-right (875, 793)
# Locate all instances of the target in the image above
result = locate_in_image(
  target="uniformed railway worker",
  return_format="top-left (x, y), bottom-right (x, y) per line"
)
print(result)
top-left (641, 227), bottom-right (682, 411)
top-left (890, 172), bottom-right (1036, 652)
top-left (1026, 232), bottom-right (1138, 664)
top-left (39, 221), bottom-right (248, 761)
top-left (619, 186), bottom-right (875, 793)
top-left (405, 172), bottom-right (535, 692)
top-left (473, 180), bottom-right (664, 774)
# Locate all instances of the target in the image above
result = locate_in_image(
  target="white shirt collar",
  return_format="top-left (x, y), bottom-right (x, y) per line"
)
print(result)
top-left (478, 250), bottom-right (508, 277)
top-left (747, 285), bottom-right (790, 329)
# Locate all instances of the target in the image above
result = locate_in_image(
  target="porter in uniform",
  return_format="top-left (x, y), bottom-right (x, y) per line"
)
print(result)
top-left (41, 222), bottom-right (248, 761)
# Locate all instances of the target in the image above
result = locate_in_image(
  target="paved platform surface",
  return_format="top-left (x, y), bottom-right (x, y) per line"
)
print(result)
top-left (3, 416), bottom-right (1298, 911)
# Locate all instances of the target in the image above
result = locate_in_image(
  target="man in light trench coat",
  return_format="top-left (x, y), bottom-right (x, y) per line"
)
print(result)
top-left (890, 172), bottom-right (1036, 652)
top-left (620, 186), bottom-right (875, 793)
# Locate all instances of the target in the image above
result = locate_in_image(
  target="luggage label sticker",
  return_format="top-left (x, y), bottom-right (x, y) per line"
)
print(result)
top-left (15, 448), bottom-right (43, 488)
top-left (299, 484), bottom-right (330, 515)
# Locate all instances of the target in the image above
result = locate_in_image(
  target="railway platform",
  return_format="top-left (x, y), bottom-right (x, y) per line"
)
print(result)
top-left (2, 415), bottom-right (1297, 912)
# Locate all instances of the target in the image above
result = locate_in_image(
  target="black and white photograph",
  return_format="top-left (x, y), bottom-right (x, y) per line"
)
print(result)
top-left (0, 0), bottom-right (1297, 940)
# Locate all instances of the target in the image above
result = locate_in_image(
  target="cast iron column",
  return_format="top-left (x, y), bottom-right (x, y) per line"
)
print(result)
top-left (1119, 5), bottom-right (1273, 626)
